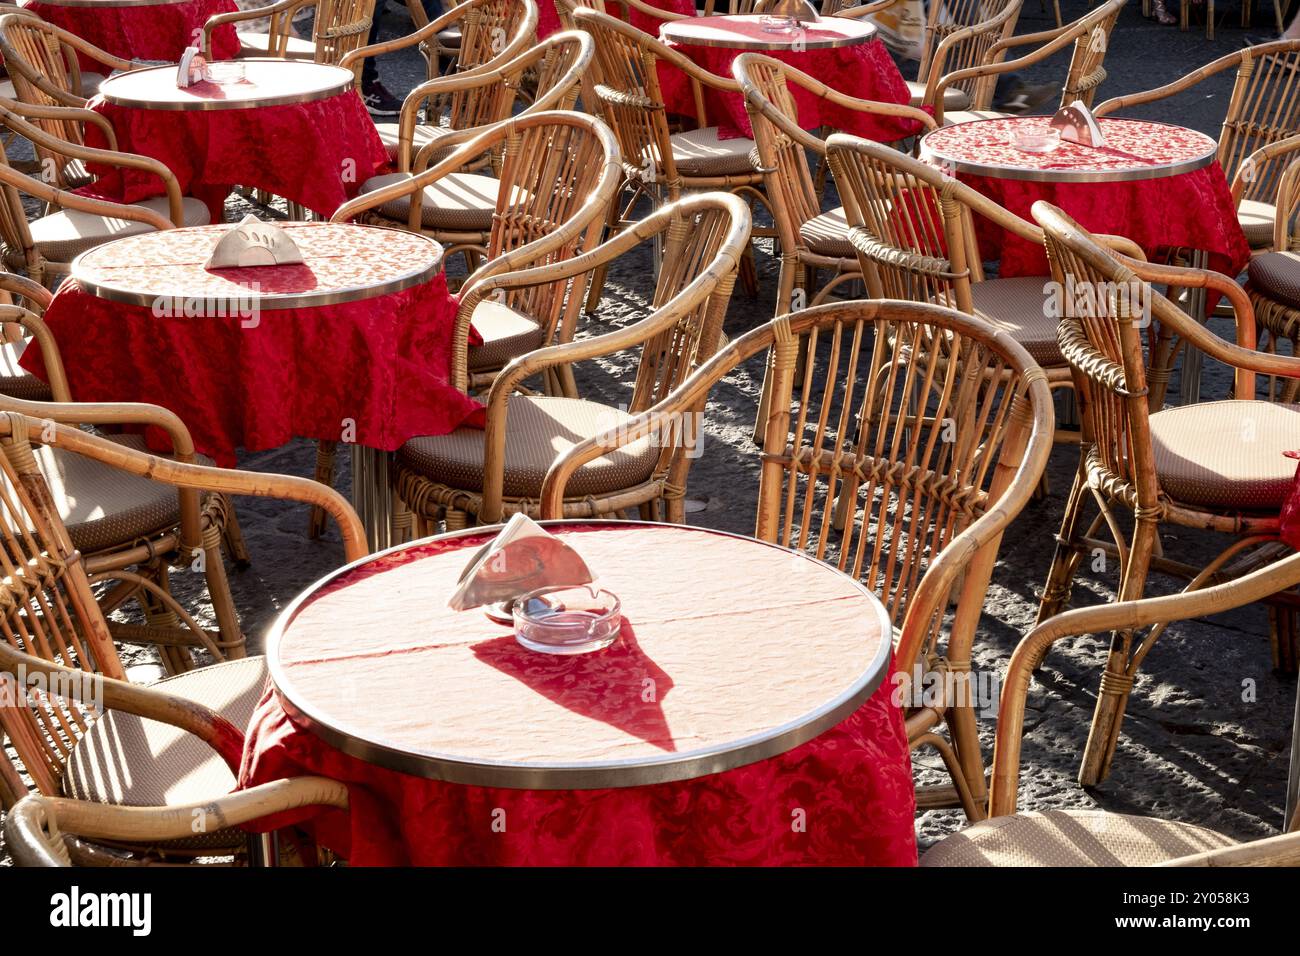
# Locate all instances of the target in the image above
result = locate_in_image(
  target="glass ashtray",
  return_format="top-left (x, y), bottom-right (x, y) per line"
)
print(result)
top-left (512, 585), bottom-right (622, 655)
top-left (205, 61), bottom-right (249, 84)
top-left (1011, 128), bottom-right (1060, 153)
top-left (759, 15), bottom-right (800, 33)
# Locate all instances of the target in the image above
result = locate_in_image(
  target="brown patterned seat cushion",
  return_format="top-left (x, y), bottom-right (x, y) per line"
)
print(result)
top-left (236, 30), bottom-right (316, 56)
top-left (361, 171), bottom-right (501, 231)
top-left (920, 810), bottom-right (1236, 867)
top-left (963, 276), bottom-right (1063, 368)
top-left (62, 657), bottom-right (267, 850)
top-left (468, 299), bottom-right (545, 371)
top-left (373, 121), bottom-right (459, 163)
top-left (941, 108), bottom-right (1012, 125)
top-left (1149, 400), bottom-right (1300, 509)
top-left (397, 396), bottom-right (660, 499)
top-left (906, 80), bottom-right (970, 112)
top-left (23, 196), bottom-right (211, 267)
top-left (798, 206), bottom-right (853, 258)
top-left (1247, 250), bottom-right (1300, 310)
top-left (646, 127), bottom-right (758, 178)
top-left (0, 338), bottom-right (52, 402)
top-left (1237, 198), bottom-right (1276, 248)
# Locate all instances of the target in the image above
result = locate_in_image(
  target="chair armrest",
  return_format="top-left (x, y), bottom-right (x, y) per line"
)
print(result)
top-left (921, 4), bottom-right (1021, 104)
top-left (933, 23), bottom-right (1084, 123)
top-left (0, 305), bottom-right (70, 400)
top-left (1159, 830), bottom-right (1300, 866)
top-left (831, 0), bottom-right (905, 19)
top-left (623, 0), bottom-right (690, 20)
top-left (0, 273), bottom-right (54, 311)
top-left (337, 1), bottom-right (465, 70)
top-left (0, 99), bottom-right (117, 150)
top-left (1232, 132), bottom-right (1300, 207)
top-left (201, 0), bottom-right (317, 56)
top-left (0, 164), bottom-right (174, 232)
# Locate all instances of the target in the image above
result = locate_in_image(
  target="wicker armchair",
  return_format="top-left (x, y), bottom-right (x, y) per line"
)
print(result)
top-left (923, 563), bottom-right (1300, 865)
top-left (1094, 40), bottom-right (1300, 255)
top-left (0, 272), bottom-right (52, 405)
top-left (203, 0), bottom-right (379, 77)
top-left (5, 777), bottom-right (350, 866)
top-left (1245, 153), bottom-right (1300, 400)
top-left (734, 53), bottom-right (936, 319)
top-left (936, 0), bottom-right (1124, 126)
top-left (359, 28), bottom-right (591, 173)
top-left (391, 192), bottom-right (749, 533)
top-left (0, 410), bottom-right (364, 861)
top-left (540, 297), bottom-right (1055, 819)
top-left (1032, 200), bottom-right (1300, 788)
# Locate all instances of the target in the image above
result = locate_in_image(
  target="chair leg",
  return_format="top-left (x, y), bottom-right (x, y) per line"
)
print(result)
top-left (220, 495), bottom-right (251, 569)
top-left (1037, 462), bottom-right (1091, 623)
top-left (584, 193), bottom-right (622, 314)
top-left (1269, 603), bottom-right (1300, 675)
top-left (308, 440), bottom-right (338, 540)
top-left (201, 522), bottom-right (246, 660)
top-left (445, 508), bottom-right (470, 531)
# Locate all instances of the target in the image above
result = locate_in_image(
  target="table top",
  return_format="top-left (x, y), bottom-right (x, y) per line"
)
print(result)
top-left (265, 521), bottom-right (894, 789)
top-left (661, 14), bottom-right (877, 51)
top-left (70, 222), bottom-right (444, 310)
top-left (920, 116), bottom-right (1220, 184)
top-left (23, 0), bottom-right (196, 7)
top-left (97, 59), bottom-right (355, 111)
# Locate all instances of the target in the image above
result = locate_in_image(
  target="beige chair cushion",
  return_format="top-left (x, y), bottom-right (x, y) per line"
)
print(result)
top-left (437, 26), bottom-right (462, 47)
top-left (26, 196), bottom-right (210, 267)
top-left (236, 30), bottom-right (316, 56)
top-left (374, 121), bottom-right (458, 163)
top-left (361, 171), bottom-right (500, 230)
top-left (0, 338), bottom-right (52, 402)
top-left (942, 108), bottom-right (1012, 125)
top-left (398, 396), bottom-right (660, 499)
top-left (1148, 400), bottom-right (1300, 510)
top-left (920, 810), bottom-right (1237, 867)
top-left (964, 276), bottom-right (1063, 368)
top-left (33, 433), bottom-right (215, 554)
top-left (468, 299), bottom-right (545, 371)
top-left (62, 657), bottom-right (267, 849)
top-left (1238, 198), bottom-right (1276, 248)
top-left (1247, 250), bottom-right (1300, 310)
top-left (798, 206), bottom-right (852, 258)
top-left (649, 127), bottom-right (758, 178)
top-left (907, 80), bottom-right (970, 112)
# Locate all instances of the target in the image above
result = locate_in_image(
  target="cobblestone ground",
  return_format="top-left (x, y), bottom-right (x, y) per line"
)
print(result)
top-left (1, 0), bottom-right (1296, 863)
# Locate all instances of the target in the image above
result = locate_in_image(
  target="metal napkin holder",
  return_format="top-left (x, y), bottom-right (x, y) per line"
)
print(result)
top-left (205, 215), bottom-right (306, 270)
top-left (447, 513), bottom-right (594, 621)
top-left (752, 0), bottom-right (820, 22)
top-left (1049, 101), bottom-right (1106, 148)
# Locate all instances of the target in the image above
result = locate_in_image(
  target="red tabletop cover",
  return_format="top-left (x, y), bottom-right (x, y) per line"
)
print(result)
top-left (923, 117), bottom-right (1250, 280)
top-left (79, 80), bottom-right (388, 222)
top-left (239, 525), bottom-right (919, 866)
top-left (657, 18), bottom-right (922, 142)
top-left (19, 225), bottom-right (484, 466)
top-left (21, 0), bottom-right (241, 70)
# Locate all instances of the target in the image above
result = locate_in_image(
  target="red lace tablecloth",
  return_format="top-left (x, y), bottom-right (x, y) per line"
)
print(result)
top-left (537, 0), bottom-right (695, 38)
top-left (21, 0), bottom-right (240, 71)
top-left (79, 63), bottom-right (388, 222)
top-left (19, 224), bottom-right (484, 467)
top-left (239, 524), bottom-right (918, 866)
top-left (657, 17), bottom-right (920, 142)
top-left (921, 117), bottom-right (1249, 279)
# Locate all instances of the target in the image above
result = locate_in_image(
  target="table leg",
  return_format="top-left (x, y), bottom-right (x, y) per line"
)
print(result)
top-left (1178, 249), bottom-right (1209, 406)
top-left (351, 445), bottom-right (395, 553)
top-left (1287, 674), bottom-right (1300, 830)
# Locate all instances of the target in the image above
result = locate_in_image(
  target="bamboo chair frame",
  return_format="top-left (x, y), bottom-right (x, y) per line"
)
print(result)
top-left (734, 53), bottom-right (936, 319)
top-left (1246, 151), bottom-right (1300, 401)
top-left (373, 28), bottom-right (591, 175)
top-left (203, 0), bottom-right (380, 80)
top-left (932, 0), bottom-right (1124, 125)
top-left (1032, 199), bottom-right (1300, 789)
top-left (1094, 40), bottom-right (1300, 254)
top-left (539, 297), bottom-right (1056, 819)
top-left (0, 411), bottom-right (363, 856)
top-left (392, 192), bottom-right (750, 533)
top-left (336, 0), bottom-right (536, 83)
top-left (5, 776), bottom-right (351, 866)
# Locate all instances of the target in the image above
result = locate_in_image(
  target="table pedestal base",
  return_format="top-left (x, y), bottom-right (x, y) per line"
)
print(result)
top-left (351, 445), bottom-right (394, 553)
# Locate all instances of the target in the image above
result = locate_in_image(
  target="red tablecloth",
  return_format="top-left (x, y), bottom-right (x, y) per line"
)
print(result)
top-left (238, 527), bottom-right (918, 866)
top-left (21, 0), bottom-right (241, 70)
top-left (79, 88), bottom-right (388, 222)
top-left (537, 0), bottom-right (696, 38)
top-left (658, 28), bottom-right (921, 142)
top-left (20, 268), bottom-right (483, 467)
top-left (924, 117), bottom-right (1251, 280)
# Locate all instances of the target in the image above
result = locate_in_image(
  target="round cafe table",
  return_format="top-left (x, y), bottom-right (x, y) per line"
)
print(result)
top-left (79, 60), bottom-right (388, 223)
top-left (18, 222), bottom-right (484, 551)
top-left (20, 0), bottom-right (241, 69)
top-left (239, 521), bottom-right (917, 866)
top-left (656, 14), bottom-right (921, 142)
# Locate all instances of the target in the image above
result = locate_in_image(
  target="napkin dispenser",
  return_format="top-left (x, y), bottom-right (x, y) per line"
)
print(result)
top-left (1049, 100), bottom-right (1106, 148)
top-left (447, 513), bottom-right (594, 616)
top-left (205, 215), bottom-right (305, 270)
top-left (752, 0), bottom-right (820, 22)
top-left (176, 47), bottom-right (208, 88)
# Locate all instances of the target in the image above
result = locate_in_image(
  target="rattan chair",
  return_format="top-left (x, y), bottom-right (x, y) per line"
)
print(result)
top-left (4, 776), bottom-right (350, 866)
top-left (734, 53), bottom-right (936, 319)
top-left (0, 410), bottom-right (364, 861)
top-left (1094, 40), bottom-right (1300, 255)
top-left (358, 28), bottom-right (591, 173)
top-left (1245, 153), bottom-right (1300, 400)
top-left (203, 0), bottom-right (379, 77)
top-left (0, 272), bottom-right (52, 405)
top-left (1032, 199), bottom-right (1300, 788)
top-left (539, 297), bottom-right (1055, 819)
top-left (391, 192), bottom-right (749, 533)
top-left (923, 563), bottom-right (1300, 865)
top-left (936, 0), bottom-right (1124, 126)
top-left (0, 112), bottom-right (208, 289)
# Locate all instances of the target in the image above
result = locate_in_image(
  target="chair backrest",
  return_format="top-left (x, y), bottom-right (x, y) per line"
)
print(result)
top-left (1058, 0), bottom-right (1123, 109)
top-left (311, 0), bottom-right (379, 67)
top-left (0, 13), bottom-right (101, 154)
top-left (447, 0), bottom-right (539, 130)
top-left (919, 0), bottom-right (1022, 109)
top-left (0, 147), bottom-right (41, 278)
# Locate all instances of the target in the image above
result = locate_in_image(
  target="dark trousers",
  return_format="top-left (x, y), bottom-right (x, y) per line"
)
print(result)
top-left (361, 0), bottom-right (445, 88)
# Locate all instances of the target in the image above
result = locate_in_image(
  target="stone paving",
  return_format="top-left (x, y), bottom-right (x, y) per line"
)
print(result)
top-left (1, 0), bottom-right (1297, 862)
